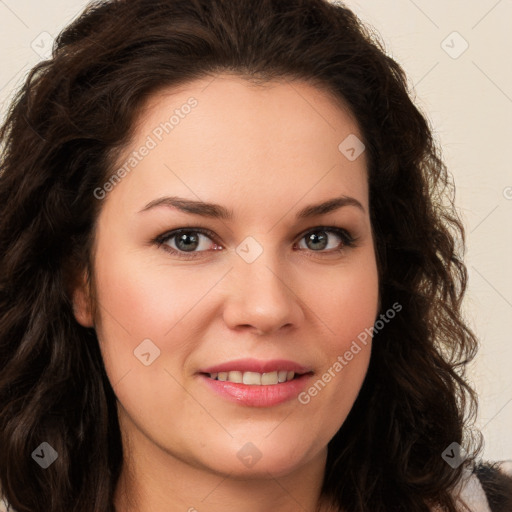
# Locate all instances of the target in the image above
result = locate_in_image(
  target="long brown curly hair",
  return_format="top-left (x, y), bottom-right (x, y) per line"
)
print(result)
top-left (0, 0), bottom-right (484, 510)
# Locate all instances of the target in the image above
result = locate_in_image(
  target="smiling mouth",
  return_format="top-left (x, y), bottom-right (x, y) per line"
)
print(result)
top-left (202, 370), bottom-right (308, 385)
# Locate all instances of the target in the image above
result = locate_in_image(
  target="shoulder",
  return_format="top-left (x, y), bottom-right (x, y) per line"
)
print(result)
top-left (471, 460), bottom-right (512, 512)
top-left (449, 460), bottom-right (512, 512)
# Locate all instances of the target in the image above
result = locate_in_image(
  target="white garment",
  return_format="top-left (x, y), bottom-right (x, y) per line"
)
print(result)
top-left (0, 462), bottom-right (511, 511)
top-left (453, 461), bottom-right (512, 512)
top-left (452, 467), bottom-right (493, 512)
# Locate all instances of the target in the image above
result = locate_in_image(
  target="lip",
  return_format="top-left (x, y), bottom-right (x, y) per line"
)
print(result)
top-left (199, 358), bottom-right (312, 375)
top-left (199, 372), bottom-right (314, 407)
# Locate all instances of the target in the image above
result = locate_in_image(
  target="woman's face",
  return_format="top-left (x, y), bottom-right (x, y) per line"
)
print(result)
top-left (74, 74), bottom-right (379, 479)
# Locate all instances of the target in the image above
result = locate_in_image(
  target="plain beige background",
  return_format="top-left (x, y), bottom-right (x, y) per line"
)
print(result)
top-left (0, 0), bottom-right (510, 462)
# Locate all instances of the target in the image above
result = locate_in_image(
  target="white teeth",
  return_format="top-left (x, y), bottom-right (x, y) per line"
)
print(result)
top-left (261, 371), bottom-right (278, 385)
top-left (208, 370), bottom-right (297, 385)
top-left (228, 371), bottom-right (243, 383)
top-left (243, 371), bottom-right (261, 385)
top-left (278, 370), bottom-right (288, 383)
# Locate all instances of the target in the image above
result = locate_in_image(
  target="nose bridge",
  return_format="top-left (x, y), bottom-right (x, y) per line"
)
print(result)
top-left (222, 235), bottom-right (302, 334)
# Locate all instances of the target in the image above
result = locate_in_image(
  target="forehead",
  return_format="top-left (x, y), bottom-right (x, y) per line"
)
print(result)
top-left (106, 74), bottom-right (369, 215)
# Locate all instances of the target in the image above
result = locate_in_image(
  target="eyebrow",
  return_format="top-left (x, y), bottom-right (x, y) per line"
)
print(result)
top-left (138, 195), bottom-right (365, 219)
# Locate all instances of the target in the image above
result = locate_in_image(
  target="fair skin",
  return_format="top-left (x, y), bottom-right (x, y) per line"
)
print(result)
top-left (73, 74), bottom-right (379, 512)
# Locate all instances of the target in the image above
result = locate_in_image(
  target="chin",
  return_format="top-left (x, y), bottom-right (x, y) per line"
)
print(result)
top-left (184, 439), bottom-right (305, 479)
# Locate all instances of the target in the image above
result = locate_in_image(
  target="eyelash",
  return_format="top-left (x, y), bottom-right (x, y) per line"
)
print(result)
top-left (153, 225), bottom-right (358, 260)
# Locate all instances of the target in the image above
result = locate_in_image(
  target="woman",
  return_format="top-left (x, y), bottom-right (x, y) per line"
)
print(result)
top-left (0, 0), bottom-right (510, 511)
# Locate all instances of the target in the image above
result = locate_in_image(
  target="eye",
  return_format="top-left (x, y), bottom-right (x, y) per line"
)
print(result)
top-left (155, 228), bottom-right (222, 259)
top-left (295, 226), bottom-right (356, 255)
top-left (154, 226), bottom-right (357, 259)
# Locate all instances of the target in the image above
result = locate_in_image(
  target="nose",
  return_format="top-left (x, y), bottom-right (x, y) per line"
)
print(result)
top-left (222, 249), bottom-right (305, 336)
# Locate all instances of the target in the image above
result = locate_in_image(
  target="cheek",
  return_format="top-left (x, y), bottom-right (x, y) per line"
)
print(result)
top-left (295, 251), bottom-right (379, 422)
top-left (305, 251), bottom-right (380, 349)
top-left (90, 250), bottom-right (208, 423)
top-left (89, 248), bottom-right (199, 384)
top-left (93, 237), bottom-right (379, 362)
top-left (93, 248), bottom-right (214, 337)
